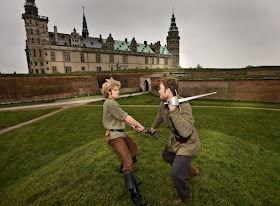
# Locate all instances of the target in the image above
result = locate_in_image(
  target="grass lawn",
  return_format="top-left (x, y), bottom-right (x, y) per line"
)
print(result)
top-left (0, 96), bottom-right (279, 205)
top-left (0, 100), bottom-right (56, 108)
top-left (0, 108), bottom-right (61, 130)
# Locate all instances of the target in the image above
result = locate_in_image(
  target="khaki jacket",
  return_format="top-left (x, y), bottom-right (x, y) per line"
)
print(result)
top-left (103, 98), bottom-right (127, 140)
top-left (152, 100), bottom-right (200, 156)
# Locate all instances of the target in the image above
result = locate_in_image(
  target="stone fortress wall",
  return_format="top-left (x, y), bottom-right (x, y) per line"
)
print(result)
top-left (0, 68), bottom-right (279, 103)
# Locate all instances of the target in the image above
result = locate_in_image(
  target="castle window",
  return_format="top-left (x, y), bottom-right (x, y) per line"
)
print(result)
top-left (64, 52), bottom-right (70, 62)
top-left (80, 53), bottom-right (85, 62)
top-left (152, 57), bottom-right (154, 64)
top-left (81, 67), bottom-right (85, 71)
top-left (110, 55), bottom-right (114, 63)
top-left (38, 39), bottom-right (41, 44)
top-left (123, 56), bottom-right (127, 63)
top-left (52, 66), bottom-right (57, 73)
top-left (110, 66), bottom-right (114, 70)
top-left (30, 28), bottom-right (33, 35)
top-left (51, 51), bottom-right (56, 61)
top-left (96, 67), bottom-right (102, 71)
top-left (39, 50), bottom-right (42, 57)
top-left (33, 49), bottom-right (36, 57)
top-left (35, 69), bottom-right (39, 73)
top-left (37, 30), bottom-right (40, 35)
top-left (35, 62), bottom-right (38, 66)
top-left (165, 57), bottom-right (168, 65)
top-left (32, 38), bottom-right (35, 44)
top-left (145, 57), bottom-right (148, 64)
top-left (40, 62), bottom-right (43, 66)
top-left (65, 66), bottom-right (72, 73)
top-left (41, 69), bottom-right (45, 74)
top-left (96, 54), bottom-right (101, 63)
top-left (157, 57), bottom-right (159, 64)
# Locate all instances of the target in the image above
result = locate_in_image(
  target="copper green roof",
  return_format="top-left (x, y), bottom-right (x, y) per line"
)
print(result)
top-left (114, 40), bottom-right (131, 51)
top-left (160, 46), bottom-right (171, 55)
top-left (134, 43), bottom-right (154, 53)
top-left (169, 12), bottom-right (178, 32)
top-left (102, 39), bottom-right (171, 55)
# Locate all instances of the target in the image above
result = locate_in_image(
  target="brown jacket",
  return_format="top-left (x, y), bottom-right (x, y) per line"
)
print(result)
top-left (152, 100), bottom-right (200, 156)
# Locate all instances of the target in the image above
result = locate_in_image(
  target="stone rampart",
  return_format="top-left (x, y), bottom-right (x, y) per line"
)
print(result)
top-left (0, 69), bottom-right (279, 103)
top-left (0, 76), bottom-right (100, 103)
top-left (178, 78), bottom-right (280, 102)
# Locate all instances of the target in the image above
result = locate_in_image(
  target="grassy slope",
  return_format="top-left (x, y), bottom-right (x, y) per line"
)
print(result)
top-left (0, 108), bottom-right (61, 129)
top-left (0, 104), bottom-right (279, 205)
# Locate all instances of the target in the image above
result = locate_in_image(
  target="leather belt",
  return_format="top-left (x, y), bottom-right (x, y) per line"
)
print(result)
top-left (109, 129), bottom-right (125, 132)
top-left (174, 135), bottom-right (188, 143)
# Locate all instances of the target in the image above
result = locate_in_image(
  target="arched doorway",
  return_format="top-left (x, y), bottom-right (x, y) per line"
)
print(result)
top-left (145, 80), bottom-right (149, 91)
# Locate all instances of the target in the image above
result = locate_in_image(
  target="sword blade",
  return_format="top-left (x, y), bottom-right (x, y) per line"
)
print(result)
top-left (144, 130), bottom-right (168, 143)
top-left (178, 92), bottom-right (217, 103)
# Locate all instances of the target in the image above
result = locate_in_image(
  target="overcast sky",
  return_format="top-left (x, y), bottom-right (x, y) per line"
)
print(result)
top-left (1, 0), bottom-right (279, 73)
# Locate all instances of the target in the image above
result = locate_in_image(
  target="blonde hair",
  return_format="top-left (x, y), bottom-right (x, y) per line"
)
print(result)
top-left (101, 77), bottom-right (121, 98)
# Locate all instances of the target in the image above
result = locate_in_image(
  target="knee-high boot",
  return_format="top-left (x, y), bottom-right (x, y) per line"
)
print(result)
top-left (124, 172), bottom-right (147, 206)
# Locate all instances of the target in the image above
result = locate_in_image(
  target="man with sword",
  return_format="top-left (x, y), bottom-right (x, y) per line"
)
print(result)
top-left (150, 77), bottom-right (202, 205)
top-left (102, 78), bottom-right (147, 206)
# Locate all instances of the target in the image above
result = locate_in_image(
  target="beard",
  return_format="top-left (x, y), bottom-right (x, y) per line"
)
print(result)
top-left (159, 93), bottom-right (168, 102)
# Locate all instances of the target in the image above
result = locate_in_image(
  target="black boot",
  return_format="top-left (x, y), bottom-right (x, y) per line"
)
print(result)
top-left (124, 172), bottom-right (147, 206)
top-left (129, 187), bottom-right (148, 206)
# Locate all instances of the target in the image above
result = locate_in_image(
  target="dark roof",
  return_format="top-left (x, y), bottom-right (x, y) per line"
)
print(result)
top-left (48, 32), bottom-right (102, 48)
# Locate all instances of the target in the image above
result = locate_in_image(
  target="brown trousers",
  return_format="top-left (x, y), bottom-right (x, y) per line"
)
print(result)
top-left (107, 135), bottom-right (138, 174)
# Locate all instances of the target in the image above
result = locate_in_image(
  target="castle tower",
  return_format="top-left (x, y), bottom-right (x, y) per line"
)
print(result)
top-left (167, 12), bottom-right (180, 68)
top-left (82, 7), bottom-right (89, 38)
top-left (106, 33), bottom-right (114, 50)
top-left (130, 37), bottom-right (137, 52)
top-left (22, 0), bottom-right (49, 73)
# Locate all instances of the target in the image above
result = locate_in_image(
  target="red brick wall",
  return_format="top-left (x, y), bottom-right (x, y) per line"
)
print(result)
top-left (0, 76), bottom-right (100, 103)
top-left (0, 72), bottom-right (279, 103)
top-left (178, 79), bottom-right (280, 102)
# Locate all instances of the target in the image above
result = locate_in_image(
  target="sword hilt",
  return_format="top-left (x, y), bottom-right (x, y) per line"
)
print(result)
top-left (138, 122), bottom-right (146, 137)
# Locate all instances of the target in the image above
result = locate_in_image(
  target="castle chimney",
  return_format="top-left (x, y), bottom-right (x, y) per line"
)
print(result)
top-left (54, 26), bottom-right (58, 44)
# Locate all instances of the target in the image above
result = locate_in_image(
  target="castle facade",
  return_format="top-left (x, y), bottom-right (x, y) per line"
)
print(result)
top-left (22, 0), bottom-right (180, 74)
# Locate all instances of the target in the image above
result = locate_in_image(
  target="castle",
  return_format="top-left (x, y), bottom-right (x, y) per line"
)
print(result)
top-left (22, 0), bottom-right (180, 74)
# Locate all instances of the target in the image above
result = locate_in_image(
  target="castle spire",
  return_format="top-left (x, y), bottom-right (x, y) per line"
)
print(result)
top-left (167, 11), bottom-right (180, 67)
top-left (82, 6), bottom-right (89, 38)
top-left (24, 0), bottom-right (38, 16)
top-left (169, 12), bottom-right (178, 32)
